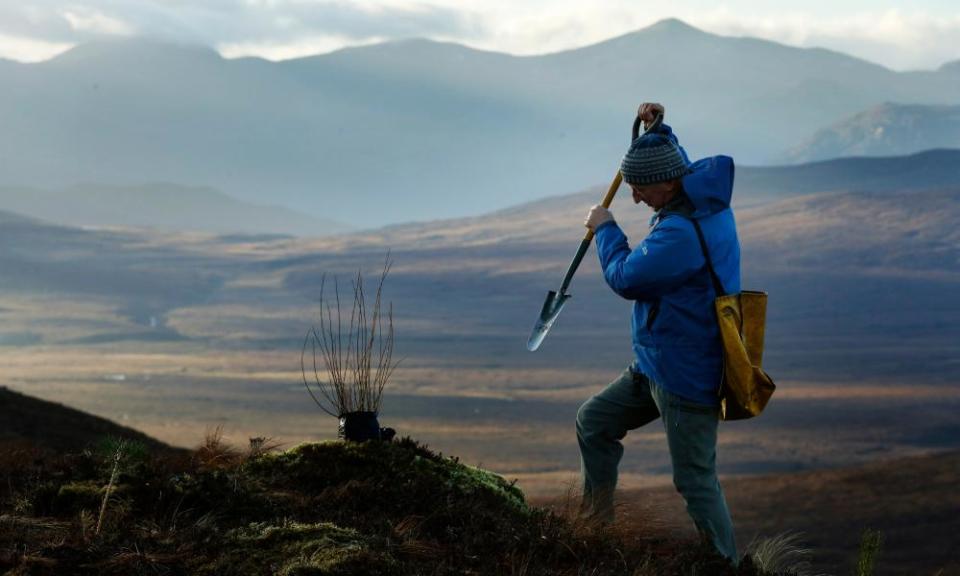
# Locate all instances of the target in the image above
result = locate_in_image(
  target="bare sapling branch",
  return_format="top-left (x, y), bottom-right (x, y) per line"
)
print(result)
top-left (302, 254), bottom-right (399, 416)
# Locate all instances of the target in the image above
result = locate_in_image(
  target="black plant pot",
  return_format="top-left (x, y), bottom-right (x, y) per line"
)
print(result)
top-left (339, 411), bottom-right (382, 442)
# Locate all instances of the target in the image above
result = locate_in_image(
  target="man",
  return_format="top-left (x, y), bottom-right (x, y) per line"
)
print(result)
top-left (577, 103), bottom-right (739, 562)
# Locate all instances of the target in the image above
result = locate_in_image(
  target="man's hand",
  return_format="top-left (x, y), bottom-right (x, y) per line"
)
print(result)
top-left (584, 205), bottom-right (614, 232)
top-left (638, 102), bottom-right (665, 129)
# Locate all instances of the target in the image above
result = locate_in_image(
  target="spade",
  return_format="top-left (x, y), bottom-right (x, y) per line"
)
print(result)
top-left (526, 114), bottom-right (660, 351)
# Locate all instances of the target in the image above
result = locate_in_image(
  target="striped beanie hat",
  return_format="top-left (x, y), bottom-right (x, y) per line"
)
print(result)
top-left (620, 133), bottom-right (690, 185)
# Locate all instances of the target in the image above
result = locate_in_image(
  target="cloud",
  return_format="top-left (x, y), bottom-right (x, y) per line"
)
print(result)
top-left (63, 8), bottom-right (135, 35)
top-left (0, 33), bottom-right (73, 62)
top-left (218, 34), bottom-right (386, 60)
top-left (688, 8), bottom-right (960, 70)
top-left (0, 1), bottom-right (483, 45)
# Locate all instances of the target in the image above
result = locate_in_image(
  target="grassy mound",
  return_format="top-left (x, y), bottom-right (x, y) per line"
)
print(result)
top-left (0, 436), bottom-right (766, 575)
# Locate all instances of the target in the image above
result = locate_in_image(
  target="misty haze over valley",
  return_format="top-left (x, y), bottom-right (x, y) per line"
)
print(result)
top-left (3, 18), bottom-right (960, 227)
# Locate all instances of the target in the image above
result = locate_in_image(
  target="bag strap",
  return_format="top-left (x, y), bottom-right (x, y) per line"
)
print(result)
top-left (688, 218), bottom-right (726, 297)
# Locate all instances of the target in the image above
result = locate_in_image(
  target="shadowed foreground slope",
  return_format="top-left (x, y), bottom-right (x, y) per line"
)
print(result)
top-left (0, 391), bottom-right (776, 575)
top-left (725, 450), bottom-right (960, 575)
top-left (0, 434), bottom-right (777, 576)
top-left (0, 386), bottom-right (177, 454)
top-left (606, 451), bottom-right (960, 575)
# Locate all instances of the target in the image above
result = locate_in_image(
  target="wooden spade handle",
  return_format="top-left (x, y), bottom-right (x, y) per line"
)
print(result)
top-left (559, 170), bottom-right (623, 294)
top-left (556, 111), bottom-right (661, 295)
top-left (581, 113), bottom-right (661, 244)
top-left (582, 170), bottom-right (623, 244)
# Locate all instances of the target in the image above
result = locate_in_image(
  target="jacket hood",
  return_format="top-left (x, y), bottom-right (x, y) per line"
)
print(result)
top-left (681, 155), bottom-right (734, 219)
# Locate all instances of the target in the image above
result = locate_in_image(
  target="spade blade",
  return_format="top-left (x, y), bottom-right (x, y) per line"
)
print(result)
top-left (525, 154), bottom-right (634, 351)
top-left (526, 290), bottom-right (572, 351)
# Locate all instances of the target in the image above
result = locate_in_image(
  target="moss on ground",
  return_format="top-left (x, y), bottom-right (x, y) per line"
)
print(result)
top-left (52, 482), bottom-right (103, 515)
top-left (0, 436), bottom-right (765, 576)
top-left (250, 438), bottom-right (526, 514)
top-left (198, 521), bottom-right (397, 576)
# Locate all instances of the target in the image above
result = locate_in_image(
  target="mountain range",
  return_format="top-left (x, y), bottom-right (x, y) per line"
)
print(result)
top-left (2, 18), bottom-right (959, 226)
top-left (784, 103), bottom-right (960, 163)
top-left (0, 182), bottom-right (348, 236)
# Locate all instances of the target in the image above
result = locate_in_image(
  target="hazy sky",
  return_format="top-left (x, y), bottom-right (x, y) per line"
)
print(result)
top-left (1, 0), bottom-right (958, 70)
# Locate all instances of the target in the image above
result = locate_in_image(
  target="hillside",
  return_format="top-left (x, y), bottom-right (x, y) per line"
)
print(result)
top-left (52, 168), bottom-right (944, 381)
top-left (3, 20), bottom-right (960, 225)
top-left (0, 209), bottom-right (233, 341)
top-left (0, 419), bottom-right (764, 575)
top-left (327, 151), bottom-right (960, 247)
top-left (0, 386), bottom-right (177, 454)
top-left (0, 387), bottom-right (953, 574)
top-left (0, 183), bottom-right (349, 236)
top-left (784, 103), bottom-right (960, 163)
top-left (737, 187), bottom-right (960, 275)
top-left (736, 149), bottom-right (960, 202)
top-left (600, 450), bottom-right (960, 575)
top-left (273, 176), bottom-right (960, 401)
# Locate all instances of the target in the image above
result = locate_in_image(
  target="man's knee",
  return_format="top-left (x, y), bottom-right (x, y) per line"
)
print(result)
top-left (672, 463), bottom-right (717, 498)
top-left (575, 397), bottom-right (595, 435)
top-left (577, 396), bottom-right (615, 441)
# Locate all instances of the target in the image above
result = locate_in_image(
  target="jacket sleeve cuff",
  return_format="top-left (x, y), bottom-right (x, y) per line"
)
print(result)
top-left (594, 219), bottom-right (618, 235)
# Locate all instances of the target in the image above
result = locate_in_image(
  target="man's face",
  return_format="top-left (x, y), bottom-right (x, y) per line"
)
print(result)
top-left (629, 181), bottom-right (676, 210)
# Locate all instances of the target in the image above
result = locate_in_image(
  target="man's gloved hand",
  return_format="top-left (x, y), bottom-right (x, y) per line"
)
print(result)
top-left (584, 205), bottom-right (614, 232)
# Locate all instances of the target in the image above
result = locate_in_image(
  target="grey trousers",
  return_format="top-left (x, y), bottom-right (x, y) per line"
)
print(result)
top-left (575, 366), bottom-right (737, 562)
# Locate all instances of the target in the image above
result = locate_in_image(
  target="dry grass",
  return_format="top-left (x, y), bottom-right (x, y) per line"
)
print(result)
top-left (193, 425), bottom-right (242, 470)
top-left (95, 439), bottom-right (126, 535)
top-left (535, 478), bottom-right (675, 563)
top-left (746, 532), bottom-right (827, 576)
top-left (855, 529), bottom-right (883, 576)
top-left (246, 436), bottom-right (283, 459)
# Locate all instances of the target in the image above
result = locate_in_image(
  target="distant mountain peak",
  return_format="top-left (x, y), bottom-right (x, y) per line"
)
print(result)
top-left (642, 18), bottom-right (704, 35)
top-left (51, 37), bottom-right (221, 66)
top-left (940, 59), bottom-right (960, 73)
top-left (783, 102), bottom-right (960, 163)
top-left (321, 36), bottom-right (507, 62)
top-left (556, 17), bottom-right (711, 57)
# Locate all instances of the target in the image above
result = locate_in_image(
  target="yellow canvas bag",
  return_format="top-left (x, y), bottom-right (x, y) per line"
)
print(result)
top-left (690, 218), bottom-right (776, 421)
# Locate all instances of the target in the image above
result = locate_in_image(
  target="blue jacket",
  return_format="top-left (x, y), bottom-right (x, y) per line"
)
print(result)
top-left (594, 124), bottom-right (740, 406)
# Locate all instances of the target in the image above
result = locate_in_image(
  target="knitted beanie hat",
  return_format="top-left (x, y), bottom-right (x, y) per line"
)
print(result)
top-left (620, 133), bottom-right (690, 185)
